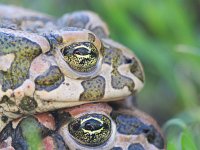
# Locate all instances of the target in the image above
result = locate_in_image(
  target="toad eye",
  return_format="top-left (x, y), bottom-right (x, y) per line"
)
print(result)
top-left (68, 113), bottom-right (111, 147)
top-left (61, 42), bottom-right (99, 73)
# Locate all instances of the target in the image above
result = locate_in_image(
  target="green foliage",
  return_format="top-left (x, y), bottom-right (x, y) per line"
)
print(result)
top-left (166, 128), bottom-right (198, 150)
top-left (164, 108), bottom-right (200, 150)
top-left (0, 0), bottom-right (199, 148)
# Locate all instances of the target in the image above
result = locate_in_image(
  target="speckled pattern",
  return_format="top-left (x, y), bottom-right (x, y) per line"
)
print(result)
top-left (35, 66), bottom-right (64, 91)
top-left (80, 76), bottom-right (106, 101)
top-left (111, 69), bottom-right (135, 93)
top-left (102, 46), bottom-right (124, 66)
top-left (0, 18), bottom-right (19, 30)
top-left (19, 96), bottom-right (37, 112)
top-left (130, 58), bottom-right (144, 82)
top-left (0, 31), bottom-right (42, 91)
top-left (0, 95), bottom-right (15, 106)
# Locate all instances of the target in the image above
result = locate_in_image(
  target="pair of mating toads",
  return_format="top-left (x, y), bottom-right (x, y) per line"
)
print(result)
top-left (0, 5), bottom-right (165, 150)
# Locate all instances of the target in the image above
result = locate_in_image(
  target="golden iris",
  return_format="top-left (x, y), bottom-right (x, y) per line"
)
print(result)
top-left (68, 113), bottom-right (111, 147)
top-left (61, 42), bottom-right (99, 73)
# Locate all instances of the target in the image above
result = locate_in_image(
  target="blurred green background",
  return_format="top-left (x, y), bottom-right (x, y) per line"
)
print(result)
top-left (0, 0), bottom-right (200, 149)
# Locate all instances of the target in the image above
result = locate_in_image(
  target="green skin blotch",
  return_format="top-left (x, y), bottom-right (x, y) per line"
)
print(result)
top-left (0, 32), bottom-right (42, 91)
top-left (111, 69), bottom-right (135, 93)
top-left (19, 96), bottom-right (37, 112)
top-left (105, 46), bottom-right (135, 93)
top-left (35, 66), bottom-right (64, 91)
top-left (130, 58), bottom-right (144, 82)
top-left (80, 76), bottom-right (105, 101)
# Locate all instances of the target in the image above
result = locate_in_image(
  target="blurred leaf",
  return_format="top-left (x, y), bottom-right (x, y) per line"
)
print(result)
top-left (176, 44), bottom-right (200, 59)
top-left (167, 141), bottom-right (178, 150)
top-left (180, 129), bottom-right (197, 150)
top-left (163, 119), bottom-right (199, 150)
top-left (164, 109), bottom-right (200, 149)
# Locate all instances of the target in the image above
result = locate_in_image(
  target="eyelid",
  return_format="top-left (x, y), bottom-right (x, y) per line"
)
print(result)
top-left (71, 111), bottom-right (109, 119)
top-left (67, 103), bottom-right (113, 117)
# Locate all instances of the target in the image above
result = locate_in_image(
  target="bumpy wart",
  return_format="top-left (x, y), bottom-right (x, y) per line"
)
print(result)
top-left (19, 96), bottom-right (37, 112)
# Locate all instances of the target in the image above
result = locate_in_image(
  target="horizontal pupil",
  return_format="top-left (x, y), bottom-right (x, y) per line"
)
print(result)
top-left (73, 48), bottom-right (90, 55)
top-left (83, 119), bottom-right (103, 131)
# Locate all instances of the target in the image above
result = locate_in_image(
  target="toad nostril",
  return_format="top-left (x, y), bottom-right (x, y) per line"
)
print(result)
top-left (125, 58), bottom-right (133, 64)
top-left (143, 128), bottom-right (150, 134)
